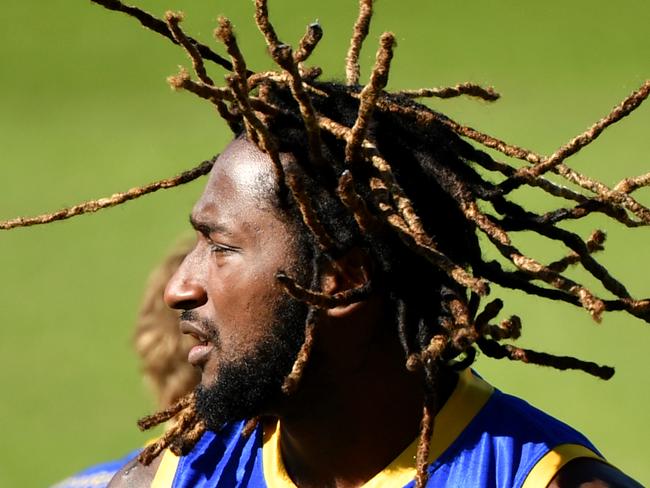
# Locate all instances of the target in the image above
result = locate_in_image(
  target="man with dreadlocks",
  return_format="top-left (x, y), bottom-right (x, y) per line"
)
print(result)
top-left (3, 0), bottom-right (648, 487)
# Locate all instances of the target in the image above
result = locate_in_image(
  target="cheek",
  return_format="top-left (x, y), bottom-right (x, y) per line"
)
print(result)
top-left (205, 258), bottom-right (283, 350)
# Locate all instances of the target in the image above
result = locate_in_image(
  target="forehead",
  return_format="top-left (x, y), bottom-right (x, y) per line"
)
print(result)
top-left (193, 137), bottom-right (278, 219)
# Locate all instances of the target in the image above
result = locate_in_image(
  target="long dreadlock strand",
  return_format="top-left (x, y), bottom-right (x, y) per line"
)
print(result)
top-left (414, 351), bottom-right (442, 488)
top-left (222, 72), bottom-right (289, 199)
top-left (165, 12), bottom-right (214, 85)
top-left (508, 80), bottom-right (650, 184)
top-left (336, 170), bottom-right (382, 235)
top-left (294, 22), bottom-right (324, 64)
top-left (214, 17), bottom-right (249, 94)
top-left (136, 392), bottom-right (195, 431)
top-left (449, 133), bottom-right (649, 231)
top-left (214, 19), bottom-right (262, 146)
top-left (437, 171), bottom-right (608, 319)
top-left (0, 158), bottom-right (214, 231)
top-left (346, 0), bottom-right (373, 85)
top-left (167, 67), bottom-right (231, 102)
top-left (415, 400), bottom-right (435, 488)
top-left (396, 83), bottom-right (500, 102)
top-left (488, 236), bottom-right (606, 322)
top-left (603, 298), bottom-right (650, 322)
top-left (268, 44), bottom-right (325, 167)
top-left (226, 76), bottom-right (261, 145)
top-left (276, 272), bottom-right (372, 308)
top-left (614, 172), bottom-right (650, 194)
top-left (137, 391), bottom-right (203, 465)
top-left (169, 419), bottom-right (207, 456)
top-left (543, 164), bottom-right (650, 224)
top-left (516, 229), bottom-right (605, 277)
top-left (282, 308), bottom-right (320, 395)
top-left (166, 67), bottom-right (242, 133)
top-left (367, 176), bottom-right (488, 295)
top-left (492, 199), bottom-right (631, 299)
top-left (317, 114), bottom-right (488, 294)
top-left (372, 94), bottom-right (544, 165)
top-left (90, 0), bottom-right (236, 72)
top-left (254, 0), bottom-right (281, 50)
top-left (284, 163), bottom-right (337, 251)
top-left (473, 299), bottom-right (503, 329)
top-left (448, 138), bottom-right (639, 226)
top-left (395, 298), bottom-right (420, 371)
top-left (537, 200), bottom-right (644, 228)
top-left (477, 339), bottom-right (615, 380)
top-left (366, 86), bottom-right (650, 231)
top-left (345, 32), bottom-right (395, 164)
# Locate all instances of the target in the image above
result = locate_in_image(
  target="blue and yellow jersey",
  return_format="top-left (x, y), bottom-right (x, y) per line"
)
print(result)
top-left (151, 370), bottom-right (604, 488)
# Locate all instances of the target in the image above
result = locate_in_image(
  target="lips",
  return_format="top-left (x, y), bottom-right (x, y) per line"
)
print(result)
top-left (180, 320), bottom-right (216, 367)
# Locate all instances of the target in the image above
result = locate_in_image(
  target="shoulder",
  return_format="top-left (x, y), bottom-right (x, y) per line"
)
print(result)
top-left (107, 454), bottom-right (163, 488)
top-left (51, 449), bottom-right (141, 488)
top-left (436, 374), bottom-right (607, 487)
top-left (107, 421), bottom-right (259, 488)
top-left (549, 458), bottom-right (643, 488)
top-left (470, 384), bottom-right (641, 487)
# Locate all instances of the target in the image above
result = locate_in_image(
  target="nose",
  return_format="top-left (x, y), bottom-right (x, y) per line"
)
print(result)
top-left (164, 257), bottom-right (208, 310)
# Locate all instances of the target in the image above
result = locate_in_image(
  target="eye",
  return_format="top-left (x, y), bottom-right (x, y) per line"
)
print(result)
top-left (209, 243), bottom-right (236, 255)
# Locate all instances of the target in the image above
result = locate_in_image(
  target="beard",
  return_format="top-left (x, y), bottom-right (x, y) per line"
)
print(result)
top-left (194, 293), bottom-right (308, 431)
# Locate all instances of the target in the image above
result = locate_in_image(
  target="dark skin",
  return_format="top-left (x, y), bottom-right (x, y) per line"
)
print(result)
top-left (109, 139), bottom-right (642, 488)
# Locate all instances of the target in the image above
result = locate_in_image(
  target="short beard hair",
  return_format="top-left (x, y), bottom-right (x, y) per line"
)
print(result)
top-left (194, 291), bottom-right (308, 431)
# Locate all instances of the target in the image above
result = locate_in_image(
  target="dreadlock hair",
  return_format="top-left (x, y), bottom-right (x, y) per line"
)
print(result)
top-left (4, 1), bottom-right (650, 486)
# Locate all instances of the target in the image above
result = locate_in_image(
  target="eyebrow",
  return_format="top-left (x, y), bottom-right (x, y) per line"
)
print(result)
top-left (189, 214), bottom-right (233, 237)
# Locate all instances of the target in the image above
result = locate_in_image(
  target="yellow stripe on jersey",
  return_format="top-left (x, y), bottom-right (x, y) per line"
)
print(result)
top-left (520, 443), bottom-right (605, 488)
top-left (262, 369), bottom-right (494, 488)
top-left (151, 448), bottom-right (180, 488)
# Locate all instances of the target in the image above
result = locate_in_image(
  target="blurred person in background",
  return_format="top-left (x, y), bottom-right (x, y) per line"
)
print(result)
top-left (51, 240), bottom-right (198, 488)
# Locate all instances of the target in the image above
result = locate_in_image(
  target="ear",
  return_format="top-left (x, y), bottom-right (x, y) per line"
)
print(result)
top-left (320, 248), bottom-right (372, 318)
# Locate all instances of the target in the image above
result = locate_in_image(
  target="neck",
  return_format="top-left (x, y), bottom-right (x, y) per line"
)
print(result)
top-left (272, 322), bottom-right (457, 488)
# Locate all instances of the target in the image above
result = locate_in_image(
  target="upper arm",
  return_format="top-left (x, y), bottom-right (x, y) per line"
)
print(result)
top-left (107, 453), bottom-right (163, 488)
top-left (548, 457), bottom-right (643, 488)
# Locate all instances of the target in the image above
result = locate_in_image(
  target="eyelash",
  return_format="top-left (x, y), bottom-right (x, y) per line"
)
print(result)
top-left (209, 243), bottom-right (235, 255)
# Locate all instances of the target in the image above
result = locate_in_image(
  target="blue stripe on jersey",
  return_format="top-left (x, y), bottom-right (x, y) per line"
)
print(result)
top-left (164, 370), bottom-right (601, 488)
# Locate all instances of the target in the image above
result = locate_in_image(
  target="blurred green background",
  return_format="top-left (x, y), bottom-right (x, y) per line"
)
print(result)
top-left (0, 0), bottom-right (648, 485)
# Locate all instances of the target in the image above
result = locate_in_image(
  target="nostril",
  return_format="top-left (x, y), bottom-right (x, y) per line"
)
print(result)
top-left (164, 278), bottom-right (208, 310)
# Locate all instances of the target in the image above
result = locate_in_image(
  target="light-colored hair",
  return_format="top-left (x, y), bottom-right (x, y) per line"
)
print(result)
top-left (133, 239), bottom-right (200, 409)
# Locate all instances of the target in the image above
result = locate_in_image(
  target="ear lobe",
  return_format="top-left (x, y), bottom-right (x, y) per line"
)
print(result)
top-left (320, 248), bottom-right (372, 318)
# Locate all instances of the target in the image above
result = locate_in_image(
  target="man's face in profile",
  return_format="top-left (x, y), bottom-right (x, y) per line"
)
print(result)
top-left (164, 137), bottom-right (308, 428)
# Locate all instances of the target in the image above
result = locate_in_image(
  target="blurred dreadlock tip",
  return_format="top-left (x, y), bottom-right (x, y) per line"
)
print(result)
top-left (307, 22), bottom-right (323, 39)
top-left (164, 10), bottom-right (184, 22)
top-left (339, 169), bottom-right (352, 180)
top-left (303, 66), bottom-right (323, 81)
top-left (380, 31), bottom-right (396, 47)
top-left (591, 310), bottom-right (604, 324)
top-left (167, 68), bottom-right (190, 90)
top-left (475, 280), bottom-right (490, 296)
top-left (592, 229), bottom-right (607, 244)
top-left (601, 366), bottom-right (615, 380)
top-left (281, 381), bottom-right (296, 395)
top-left (214, 17), bottom-right (233, 41)
top-left (406, 354), bottom-right (422, 372)
top-left (485, 87), bottom-right (500, 101)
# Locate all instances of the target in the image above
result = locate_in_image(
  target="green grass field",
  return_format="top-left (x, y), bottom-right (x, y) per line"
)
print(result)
top-left (1, 1), bottom-right (648, 485)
